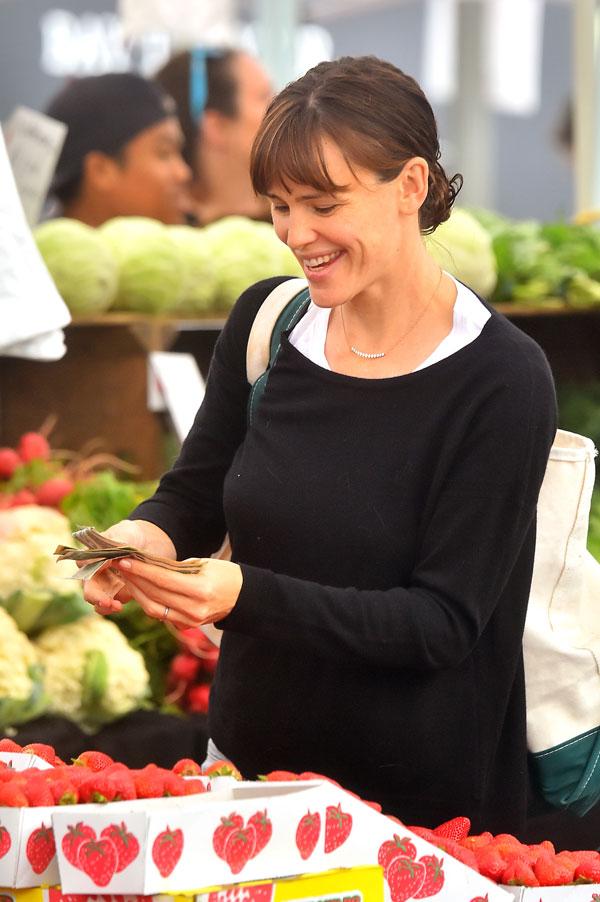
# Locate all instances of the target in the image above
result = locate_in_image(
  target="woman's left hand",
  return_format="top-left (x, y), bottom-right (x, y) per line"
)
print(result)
top-left (114, 557), bottom-right (243, 628)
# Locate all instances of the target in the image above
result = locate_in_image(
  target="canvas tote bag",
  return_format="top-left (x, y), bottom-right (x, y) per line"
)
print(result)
top-left (524, 428), bottom-right (600, 815)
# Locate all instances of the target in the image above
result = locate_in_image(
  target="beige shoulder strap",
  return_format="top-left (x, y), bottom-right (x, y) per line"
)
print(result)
top-left (246, 278), bottom-right (308, 385)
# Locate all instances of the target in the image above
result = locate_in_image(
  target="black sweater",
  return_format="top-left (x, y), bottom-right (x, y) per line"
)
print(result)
top-left (133, 276), bottom-right (557, 833)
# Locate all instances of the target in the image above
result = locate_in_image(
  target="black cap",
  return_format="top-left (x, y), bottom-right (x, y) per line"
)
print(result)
top-left (46, 72), bottom-right (177, 194)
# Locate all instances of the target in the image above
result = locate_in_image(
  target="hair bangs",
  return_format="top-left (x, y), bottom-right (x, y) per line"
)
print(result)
top-left (251, 104), bottom-right (345, 197)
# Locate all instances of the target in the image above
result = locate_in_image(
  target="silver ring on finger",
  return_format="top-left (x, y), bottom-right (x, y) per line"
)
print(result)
top-left (161, 605), bottom-right (170, 622)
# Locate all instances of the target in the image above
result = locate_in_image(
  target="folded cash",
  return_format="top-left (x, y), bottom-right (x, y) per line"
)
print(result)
top-left (54, 526), bottom-right (203, 579)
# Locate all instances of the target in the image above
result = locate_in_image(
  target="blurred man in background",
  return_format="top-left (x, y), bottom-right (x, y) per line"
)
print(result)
top-left (45, 72), bottom-right (193, 226)
top-left (154, 48), bottom-right (272, 225)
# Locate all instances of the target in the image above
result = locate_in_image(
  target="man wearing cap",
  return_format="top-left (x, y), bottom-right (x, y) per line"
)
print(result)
top-left (45, 72), bottom-right (193, 226)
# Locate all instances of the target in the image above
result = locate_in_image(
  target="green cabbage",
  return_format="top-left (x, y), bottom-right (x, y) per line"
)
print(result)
top-left (34, 218), bottom-right (118, 315)
top-left (101, 217), bottom-right (185, 313)
top-left (201, 216), bottom-right (303, 311)
top-left (425, 207), bottom-right (498, 299)
top-left (168, 225), bottom-right (220, 315)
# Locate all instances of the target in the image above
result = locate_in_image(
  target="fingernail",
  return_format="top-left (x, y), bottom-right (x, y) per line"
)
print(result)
top-left (118, 559), bottom-right (132, 569)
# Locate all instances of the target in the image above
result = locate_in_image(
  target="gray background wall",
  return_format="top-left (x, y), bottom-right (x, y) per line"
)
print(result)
top-left (0, 0), bottom-right (574, 222)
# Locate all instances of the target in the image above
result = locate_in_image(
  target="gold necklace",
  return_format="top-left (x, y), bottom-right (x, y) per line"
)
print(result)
top-left (339, 270), bottom-right (444, 360)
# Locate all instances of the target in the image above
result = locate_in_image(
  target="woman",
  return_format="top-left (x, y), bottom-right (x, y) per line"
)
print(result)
top-left (84, 56), bottom-right (557, 834)
top-left (154, 48), bottom-right (272, 225)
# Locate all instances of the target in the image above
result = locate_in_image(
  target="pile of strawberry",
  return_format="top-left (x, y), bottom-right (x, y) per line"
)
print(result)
top-left (166, 626), bottom-right (219, 715)
top-left (0, 430), bottom-right (74, 509)
top-left (0, 739), bottom-right (215, 806)
top-left (405, 814), bottom-right (600, 887)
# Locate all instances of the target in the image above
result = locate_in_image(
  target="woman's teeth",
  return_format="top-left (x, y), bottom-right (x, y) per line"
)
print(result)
top-left (305, 251), bottom-right (341, 269)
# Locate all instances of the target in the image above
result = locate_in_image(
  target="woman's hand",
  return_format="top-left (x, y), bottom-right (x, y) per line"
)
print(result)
top-left (82, 520), bottom-right (176, 617)
top-left (114, 556), bottom-right (243, 629)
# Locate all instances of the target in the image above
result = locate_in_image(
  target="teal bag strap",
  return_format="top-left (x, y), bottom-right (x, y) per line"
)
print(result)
top-left (247, 287), bottom-right (310, 425)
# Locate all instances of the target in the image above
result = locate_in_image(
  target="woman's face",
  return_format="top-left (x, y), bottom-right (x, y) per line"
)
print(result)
top-left (268, 138), bottom-right (418, 308)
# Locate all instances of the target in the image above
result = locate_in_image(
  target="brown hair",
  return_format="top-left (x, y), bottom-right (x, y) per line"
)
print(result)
top-left (154, 49), bottom-right (239, 174)
top-left (251, 56), bottom-right (462, 233)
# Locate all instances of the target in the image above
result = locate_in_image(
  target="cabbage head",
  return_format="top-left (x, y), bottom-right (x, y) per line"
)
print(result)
top-left (168, 225), bottom-right (220, 315)
top-left (202, 216), bottom-right (304, 312)
top-left (101, 217), bottom-right (185, 314)
top-left (425, 207), bottom-right (498, 299)
top-left (34, 218), bottom-right (118, 315)
top-left (0, 607), bottom-right (47, 730)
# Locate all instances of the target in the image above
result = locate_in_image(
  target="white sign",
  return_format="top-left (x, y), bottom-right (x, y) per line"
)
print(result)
top-left (118, 0), bottom-right (238, 47)
top-left (147, 350), bottom-right (205, 443)
top-left (0, 127), bottom-right (70, 360)
top-left (3, 106), bottom-right (67, 227)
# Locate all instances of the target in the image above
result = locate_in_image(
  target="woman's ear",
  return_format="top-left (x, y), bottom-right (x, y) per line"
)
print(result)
top-left (84, 151), bottom-right (121, 191)
top-left (396, 156), bottom-right (429, 215)
top-left (199, 108), bottom-right (231, 150)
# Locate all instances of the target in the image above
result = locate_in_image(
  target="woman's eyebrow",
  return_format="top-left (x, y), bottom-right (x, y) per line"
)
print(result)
top-left (266, 190), bottom-right (344, 201)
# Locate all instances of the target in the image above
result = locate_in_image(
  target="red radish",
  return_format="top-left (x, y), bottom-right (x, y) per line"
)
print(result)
top-left (18, 432), bottom-right (50, 463)
top-left (187, 683), bottom-right (210, 713)
top-left (0, 448), bottom-right (20, 478)
top-left (35, 477), bottom-right (74, 507)
top-left (10, 489), bottom-right (37, 506)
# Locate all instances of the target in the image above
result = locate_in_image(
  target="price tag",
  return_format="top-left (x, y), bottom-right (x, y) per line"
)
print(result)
top-left (148, 351), bottom-right (205, 442)
top-left (3, 105), bottom-right (67, 227)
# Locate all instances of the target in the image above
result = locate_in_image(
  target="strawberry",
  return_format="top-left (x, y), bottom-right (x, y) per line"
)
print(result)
top-left (79, 773), bottom-right (117, 804)
top-left (296, 811), bottom-right (321, 860)
top-left (100, 823), bottom-right (139, 872)
top-left (407, 825), bottom-right (437, 843)
top-left (21, 742), bottom-right (56, 764)
top-left (26, 824), bottom-right (56, 874)
top-left (202, 760), bottom-right (242, 780)
top-left (162, 771), bottom-right (187, 797)
top-left (72, 750), bottom-right (114, 772)
top-left (324, 803), bottom-right (353, 853)
top-left (474, 845), bottom-right (507, 882)
top-left (461, 831), bottom-right (493, 851)
top-left (152, 827), bottom-right (183, 877)
top-left (172, 758), bottom-right (202, 776)
top-left (502, 859), bottom-right (540, 887)
top-left (414, 854), bottom-right (445, 898)
top-left (0, 448), bottom-right (20, 479)
top-left (258, 769), bottom-right (299, 781)
top-left (48, 777), bottom-right (78, 806)
top-left (298, 771), bottom-right (341, 786)
top-left (247, 810), bottom-right (272, 857)
top-left (35, 477), bottom-right (74, 508)
top-left (213, 813), bottom-right (244, 860)
top-left (433, 815), bottom-right (471, 842)
top-left (534, 852), bottom-right (575, 886)
top-left (183, 778), bottom-right (207, 795)
top-left (378, 835), bottom-right (417, 871)
top-left (61, 822), bottom-right (96, 867)
top-left (0, 826), bottom-right (11, 859)
top-left (23, 777), bottom-right (54, 807)
top-left (223, 827), bottom-right (256, 875)
top-left (575, 858), bottom-right (600, 883)
top-left (78, 838), bottom-right (118, 887)
top-left (105, 769), bottom-right (136, 801)
top-left (18, 432), bottom-right (50, 462)
top-left (0, 738), bottom-right (21, 752)
top-left (0, 782), bottom-right (28, 807)
top-left (132, 765), bottom-right (165, 799)
top-left (386, 856), bottom-right (426, 902)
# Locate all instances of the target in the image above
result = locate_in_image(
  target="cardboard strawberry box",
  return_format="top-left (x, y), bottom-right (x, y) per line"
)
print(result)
top-left (51, 780), bottom-right (512, 901)
top-left (194, 864), bottom-right (384, 900)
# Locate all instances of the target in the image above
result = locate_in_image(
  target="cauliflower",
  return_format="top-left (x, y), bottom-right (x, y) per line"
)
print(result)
top-left (0, 505), bottom-right (88, 634)
top-left (34, 614), bottom-right (150, 731)
top-left (0, 607), bottom-right (47, 728)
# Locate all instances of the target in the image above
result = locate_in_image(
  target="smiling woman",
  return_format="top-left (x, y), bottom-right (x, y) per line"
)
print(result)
top-left (82, 55), bottom-right (557, 836)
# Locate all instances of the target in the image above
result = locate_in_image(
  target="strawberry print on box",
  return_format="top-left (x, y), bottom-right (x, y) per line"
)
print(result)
top-left (212, 809), bottom-right (273, 875)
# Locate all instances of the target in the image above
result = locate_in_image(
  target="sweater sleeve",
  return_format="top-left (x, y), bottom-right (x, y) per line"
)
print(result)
top-left (129, 277), bottom-right (293, 560)
top-left (220, 345), bottom-right (558, 671)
